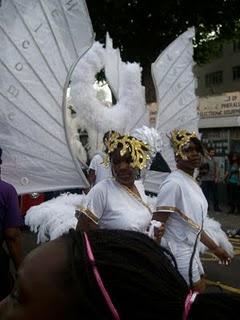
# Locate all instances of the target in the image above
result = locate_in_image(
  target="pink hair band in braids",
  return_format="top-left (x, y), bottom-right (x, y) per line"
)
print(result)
top-left (83, 232), bottom-right (120, 320)
top-left (183, 290), bottom-right (199, 320)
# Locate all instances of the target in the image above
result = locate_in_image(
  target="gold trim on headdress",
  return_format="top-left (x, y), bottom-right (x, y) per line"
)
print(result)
top-left (169, 129), bottom-right (198, 159)
top-left (104, 132), bottom-right (150, 170)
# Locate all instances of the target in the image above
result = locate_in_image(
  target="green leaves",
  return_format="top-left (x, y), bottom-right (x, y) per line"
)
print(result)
top-left (86, 0), bottom-right (240, 64)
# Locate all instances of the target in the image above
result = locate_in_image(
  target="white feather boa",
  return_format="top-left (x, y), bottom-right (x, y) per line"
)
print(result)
top-left (25, 193), bottom-right (84, 244)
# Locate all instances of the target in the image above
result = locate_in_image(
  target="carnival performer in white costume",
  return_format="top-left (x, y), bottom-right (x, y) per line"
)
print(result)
top-left (76, 132), bottom-right (164, 239)
top-left (154, 129), bottom-right (233, 292)
top-left (87, 131), bottom-right (112, 187)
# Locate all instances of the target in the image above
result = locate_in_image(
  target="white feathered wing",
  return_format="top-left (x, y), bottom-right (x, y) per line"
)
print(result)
top-left (143, 28), bottom-right (199, 194)
top-left (153, 27), bottom-right (199, 171)
top-left (0, 0), bottom-right (93, 194)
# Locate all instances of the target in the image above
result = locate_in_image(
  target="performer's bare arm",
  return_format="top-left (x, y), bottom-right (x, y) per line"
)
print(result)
top-left (153, 223), bottom-right (165, 242)
top-left (76, 213), bottom-right (99, 231)
top-left (87, 169), bottom-right (96, 187)
top-left (152, 211), bottom-right (170, 223)
top-left (201, 230), bottom-right (232, 265)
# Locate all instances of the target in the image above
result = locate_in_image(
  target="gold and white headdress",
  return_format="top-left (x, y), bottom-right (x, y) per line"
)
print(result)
top-left (106, 132), bottom-right (150, 170)
top-left (169, 129), bottom-right (198, 159)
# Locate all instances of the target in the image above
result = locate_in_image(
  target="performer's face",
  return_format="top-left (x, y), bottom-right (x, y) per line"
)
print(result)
top-left (0, 240), bottom-right (68, 320)
top-left (177, 140), bottom-right (202, 171)
top-left (111, 148), bottom-right (138, 187)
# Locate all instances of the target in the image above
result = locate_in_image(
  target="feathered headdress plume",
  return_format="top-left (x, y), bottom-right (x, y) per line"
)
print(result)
top-left (106, 132), bottom-right (150, 170)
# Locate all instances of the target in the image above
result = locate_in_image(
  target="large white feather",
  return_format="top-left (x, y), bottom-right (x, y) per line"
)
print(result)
top-left (0, 0), bottom-right (93, 194)
top-left (25, 193), bottom-right (84, 243)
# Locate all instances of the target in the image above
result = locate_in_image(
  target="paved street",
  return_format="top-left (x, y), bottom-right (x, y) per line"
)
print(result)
top-left (208, 210), bottom-right (240, 231)
top-left (202, 210), bottom-right (240, 293)
top-left (202, 236), bottom-right (240, 293)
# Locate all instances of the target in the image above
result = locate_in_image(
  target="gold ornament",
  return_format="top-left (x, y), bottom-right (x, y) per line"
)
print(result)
top-left (104, 132), bottom-right (150, 170)
top-left (169, 129), bottom-right (198, 159)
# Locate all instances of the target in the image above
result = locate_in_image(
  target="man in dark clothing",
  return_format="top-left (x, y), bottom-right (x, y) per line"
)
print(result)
top-left (0, 147), bottom-right (23, 300)
top-left (200, 147), bottom-right (222, 212)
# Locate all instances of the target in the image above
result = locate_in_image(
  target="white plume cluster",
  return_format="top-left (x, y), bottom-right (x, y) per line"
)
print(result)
top-left (199, 216), bottom-right (234, 257)
top-left (70, 40), bottom-right (148, 158)
top-left (25, 193), bottom-right (84, 244)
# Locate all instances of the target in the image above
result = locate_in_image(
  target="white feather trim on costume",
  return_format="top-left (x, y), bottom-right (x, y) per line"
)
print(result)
top-left (200, 216), bottom-right (234, 257)
top-left (25, 193), bottom-right (84, 243)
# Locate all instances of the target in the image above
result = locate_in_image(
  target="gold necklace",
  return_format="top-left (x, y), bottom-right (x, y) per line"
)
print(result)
top-left (115, 180), bottom-right (152, 215)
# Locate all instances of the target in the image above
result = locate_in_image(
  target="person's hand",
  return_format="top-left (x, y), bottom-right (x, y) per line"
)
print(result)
top-left (212, 247), bottom-right (232, 266)
top-left (154, 223), bottom-right (165, 243)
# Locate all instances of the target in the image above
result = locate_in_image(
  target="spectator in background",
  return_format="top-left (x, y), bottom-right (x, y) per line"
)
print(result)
top-left (87, 131), bottom-right (113, 188)
top-left (0, 147), bottom-right (23, 300)
top-left (200, 147), bottom-right (222, 212)
top-left (225, 152), bottom-right (240, 214)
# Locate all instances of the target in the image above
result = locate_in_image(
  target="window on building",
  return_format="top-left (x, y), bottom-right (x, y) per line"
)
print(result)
top-left (233, 40), bottom-right (240, 52)
top-left (205, 71), bottom-right (223, 87)
top-left (233, 66), bottom-right (240, 80)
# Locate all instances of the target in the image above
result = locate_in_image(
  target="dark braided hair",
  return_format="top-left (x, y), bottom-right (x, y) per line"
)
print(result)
top-left (188, 293), bottom-right (240, 319)
top-left (59, 229), bottom-right (240, 319)
top-left (60, 229), bottom-right (188, 319)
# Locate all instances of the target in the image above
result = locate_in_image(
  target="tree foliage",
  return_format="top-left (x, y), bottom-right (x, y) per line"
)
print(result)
top-left (86, 0), bottom-right (240, 101)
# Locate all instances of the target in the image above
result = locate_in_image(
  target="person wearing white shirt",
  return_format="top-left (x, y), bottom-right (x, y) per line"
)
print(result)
top-left (76, 132), bottom-right (164, 240)
top-left (87, 131), bottom-right (112, 187)
top-left (154, 129), bottom-right (232, 292)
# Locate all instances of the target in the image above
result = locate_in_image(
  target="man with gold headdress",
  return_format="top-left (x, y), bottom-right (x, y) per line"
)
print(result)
top-left (76, 132), bottom-right (164, 239)
top-left (154, 129), bottom-right (232, 292)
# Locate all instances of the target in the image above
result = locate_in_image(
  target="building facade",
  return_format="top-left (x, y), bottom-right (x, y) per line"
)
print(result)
top-left (195, 40), bottom-right (240, 180)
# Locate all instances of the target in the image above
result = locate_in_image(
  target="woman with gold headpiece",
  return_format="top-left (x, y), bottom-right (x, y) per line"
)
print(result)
top-left (153, 129), bottom-right (233, 292)
top-left (76, 132), bottom-right (164, 239)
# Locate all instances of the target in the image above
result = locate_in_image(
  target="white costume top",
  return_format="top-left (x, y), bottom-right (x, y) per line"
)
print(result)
top-left (156, 169), bottom-right (208, 284)
top-left (89, 153), bottom-right (112, 184)
top-left (81, 178), bottom-right (152, 232)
